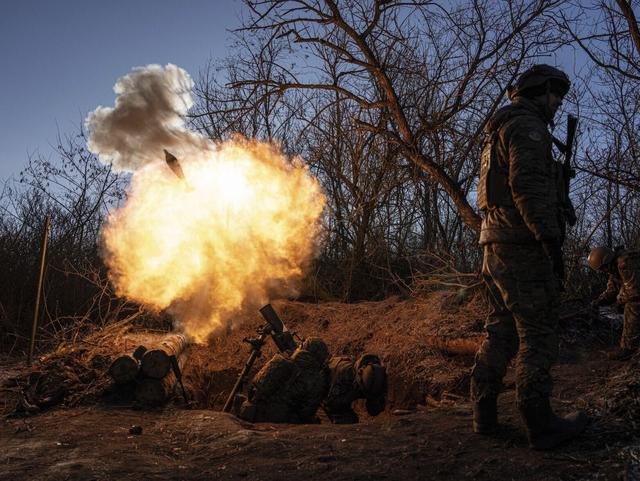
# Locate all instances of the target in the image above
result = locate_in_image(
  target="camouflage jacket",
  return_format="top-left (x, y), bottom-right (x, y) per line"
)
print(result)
top-left (244, 349), bottom-right (329, 423)
top-left (479, 97), bottom-right (564, 245)
top-left (323, 356), bottom-right (361, 423)
top-left (596, 250), bottom-right (640, 305)
top-left (322, 354), bottom-right (387, 423)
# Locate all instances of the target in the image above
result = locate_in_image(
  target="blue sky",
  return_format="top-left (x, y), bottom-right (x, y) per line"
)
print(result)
top-left (0, 1), bottom-right (593, 184)
top-left (0, 0), bottom-right (241, 182)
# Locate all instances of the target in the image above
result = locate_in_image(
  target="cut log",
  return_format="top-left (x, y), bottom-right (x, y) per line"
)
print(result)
top-left (132, 345), bottom-right (147, 361)
top-left (140, 334), bottom-right (189, 379)
top-left (135, 354), bottom-right (185, 406)
top-left (424, 335), bottom-right (483, 356)
top-left (135, 378), bottom-right (171, 406)
top-left (108, 355), bottom-right (139, 384)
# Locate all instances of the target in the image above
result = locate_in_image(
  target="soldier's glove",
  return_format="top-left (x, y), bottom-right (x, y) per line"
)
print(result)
top-left (542, 240), bottom-right (565, 284)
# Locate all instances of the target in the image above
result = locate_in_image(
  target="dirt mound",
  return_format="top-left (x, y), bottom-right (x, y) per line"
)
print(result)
top-left (3, 290), bottom-right (619, 417)
top-left (181, 289), bottom-right (489, 412)
top-left (186, 290), bottom-right (613, 413)
top-left (3, 293), bottom-right (638, 481)
top-left (2, 320), bottom-right (170, 415)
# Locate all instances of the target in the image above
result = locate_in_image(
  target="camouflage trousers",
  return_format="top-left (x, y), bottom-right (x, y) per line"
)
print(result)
top-left (622, 302), bottom-right (640, 350)
top-left (471, 243), bottom-right (560, 406)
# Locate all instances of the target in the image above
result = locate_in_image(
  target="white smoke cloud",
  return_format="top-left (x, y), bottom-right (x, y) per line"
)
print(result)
top-left (85, 64), bottom-right (327, 341)
top-left (85, 63), bottom-right (209, 171)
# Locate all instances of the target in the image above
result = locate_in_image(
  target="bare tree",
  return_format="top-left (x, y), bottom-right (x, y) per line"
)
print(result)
top-left (0, 131), bottom-right (126, 352)
top-left (557, 1), bottom-right (640, 250)
top-left (224, 0), bottom-right (566, 231)
top-left (559, 0), bottom-right (640, 80)
top-left (189, 0), bottom-right (573, 298)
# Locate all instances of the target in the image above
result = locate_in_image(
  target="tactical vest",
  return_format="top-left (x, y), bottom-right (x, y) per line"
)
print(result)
top-left (477, 130), bottom-right (513, 210)
top-left (477, 106), bottom-right (551, 211)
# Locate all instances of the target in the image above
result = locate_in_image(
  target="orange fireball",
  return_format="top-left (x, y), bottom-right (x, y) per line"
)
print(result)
top-left (101, 137), bottom-right (325, 342)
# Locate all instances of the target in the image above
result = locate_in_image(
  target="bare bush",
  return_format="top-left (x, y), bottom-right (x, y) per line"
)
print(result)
top-left (3, 0), bottom-right (640, 343)
top-left (191, 0), bottom-right (568, 299)
top-left (0, 131), bottom-right (127, 355)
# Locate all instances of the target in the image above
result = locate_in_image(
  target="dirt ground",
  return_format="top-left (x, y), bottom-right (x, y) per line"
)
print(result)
top-left (2, 295), bottom-right (640, 480)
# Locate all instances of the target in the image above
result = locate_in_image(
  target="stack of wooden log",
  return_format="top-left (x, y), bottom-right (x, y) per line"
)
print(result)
top-left (108, 333), bottom-right (189, 407)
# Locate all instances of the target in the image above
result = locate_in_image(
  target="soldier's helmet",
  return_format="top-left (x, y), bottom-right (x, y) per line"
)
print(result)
top-left (507, 64), bottom-right (570, 100)
top-left (300, 337), bottom-right (329, 365)
top-left (588, 246), bottom-right (616, 271)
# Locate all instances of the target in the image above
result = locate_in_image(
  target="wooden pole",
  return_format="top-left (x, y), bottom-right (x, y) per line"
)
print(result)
top-left (28, 215), bottom-right (50, 366)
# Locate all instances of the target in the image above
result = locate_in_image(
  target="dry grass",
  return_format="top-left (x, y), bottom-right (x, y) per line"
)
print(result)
top-left (179, 289), bottom-right (490, 412)
top-left (5, 288), bottom-right (622, 418)
top-left (1, 309), bottom-right (172, 416)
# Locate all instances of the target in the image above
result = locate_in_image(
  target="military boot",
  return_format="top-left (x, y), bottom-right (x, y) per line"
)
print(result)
top-left (472, 395), bottom-right (498, 434)
top-left (519, 398), bottom-right (588, 450)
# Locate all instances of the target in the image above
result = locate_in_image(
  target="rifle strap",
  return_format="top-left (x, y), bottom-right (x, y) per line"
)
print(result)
top-left (551, 135), bottom-right (567, 154)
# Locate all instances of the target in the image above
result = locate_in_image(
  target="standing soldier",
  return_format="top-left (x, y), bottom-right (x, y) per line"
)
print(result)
top-left (472, 65), bottom-right (588, 450)
top-left (588, 246), bottom-right (640, 360)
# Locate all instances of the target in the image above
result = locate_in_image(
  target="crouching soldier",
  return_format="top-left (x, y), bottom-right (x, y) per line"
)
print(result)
top-left (238, 337), bottom-right (329, 423)
top-left (323, 354), bottom-right (387, 424)
top-left (588, 246), bottom-right (640, 360)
